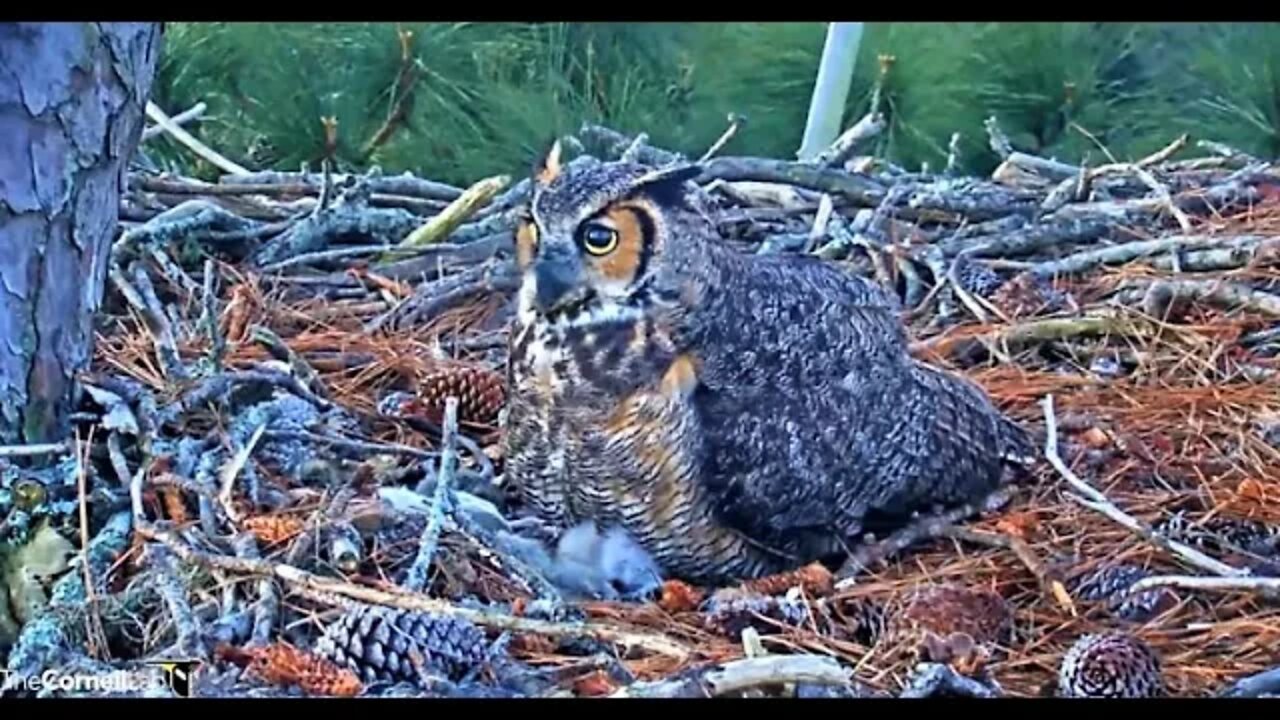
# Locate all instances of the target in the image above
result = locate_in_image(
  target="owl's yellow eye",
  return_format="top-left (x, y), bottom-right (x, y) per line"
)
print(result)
top-left (580, 222), bottom-right (619, 256)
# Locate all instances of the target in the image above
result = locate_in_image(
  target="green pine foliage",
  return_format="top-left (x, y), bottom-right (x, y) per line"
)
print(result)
top-left (1171, 23), bottom-right (1280, 158)
top-left (148, 22), bottom-right (1272, 185)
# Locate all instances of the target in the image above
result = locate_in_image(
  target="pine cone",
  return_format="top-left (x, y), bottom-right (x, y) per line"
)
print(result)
top-left (217, 642), bottom-right (363, 697)
top-left (989, 271), bottom-right (1069, 318)
top-left (314, 605), bottom-right (490, 684)
top-left (1058, 632), bottom-right (1163, 698)
top-left (242, 514), bottom-right (307, 545)
top-left (736, 561), bottom-right (834, 598)
top-left (839, 597), bottom-right (888, 645)
top-left (884, 584), bottom-right (1013, 650)
top-left (953, 256), bottom-right (1005, 298)
top-left (1157, 512), bottom-right (1280, 557)
top-left (702, 591), bottom-right (808, 637)
top-left (1068, 564), bottom-right (1177, 622)
top-left (417, 366), bottom-right (506, 426)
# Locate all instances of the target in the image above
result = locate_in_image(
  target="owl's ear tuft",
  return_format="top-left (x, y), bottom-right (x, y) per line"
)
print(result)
top-left (533, 139), bottom-right (564, 187)
top-left (628, 163), bottom-right (702, 204)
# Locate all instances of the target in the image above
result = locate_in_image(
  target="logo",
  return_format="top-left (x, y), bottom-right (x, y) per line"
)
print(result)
top-left (148, 660), bottom-right (201, 698)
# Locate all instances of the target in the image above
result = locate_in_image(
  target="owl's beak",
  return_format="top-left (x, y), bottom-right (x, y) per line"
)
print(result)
top-left (532, 257), bottom-right (581, 315)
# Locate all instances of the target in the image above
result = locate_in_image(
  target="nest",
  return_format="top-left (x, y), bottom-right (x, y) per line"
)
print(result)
top-left (1, 118), bottom-right (1278, 699)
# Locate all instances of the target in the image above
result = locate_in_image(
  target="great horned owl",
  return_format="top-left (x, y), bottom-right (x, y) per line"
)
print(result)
top-left (501, 141), bottom-right (1034, 587)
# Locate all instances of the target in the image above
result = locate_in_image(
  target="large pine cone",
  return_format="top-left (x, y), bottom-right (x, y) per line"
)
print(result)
top-left (1058, 632), bottom-right (1163, 698)
top-left (314, 605), bottom-right (490, 684)
top-left (417, 366), bottom-right (506, 426)
top-left (883, 584), bottom-right (1013, 650)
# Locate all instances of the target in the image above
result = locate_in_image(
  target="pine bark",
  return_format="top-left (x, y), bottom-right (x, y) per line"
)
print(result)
top-left (0, 22), bottom-right (163, 444)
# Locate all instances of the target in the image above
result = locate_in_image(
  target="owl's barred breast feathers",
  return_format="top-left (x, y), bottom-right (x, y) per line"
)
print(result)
top-left (501, 141), bottom-right (1035, 586)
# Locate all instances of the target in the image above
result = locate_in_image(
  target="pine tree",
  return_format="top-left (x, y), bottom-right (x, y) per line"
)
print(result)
top-left (0, 22), bottom-right (163, 444)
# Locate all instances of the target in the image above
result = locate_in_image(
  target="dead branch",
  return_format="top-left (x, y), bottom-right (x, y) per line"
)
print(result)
top-left (1124, 574), bottom-right (1280, 599)
top-left (1031, 234), bottom-right (1271, 277)
top-left (939, 527), bottom-right (1076, 615)
top-left (810, 112), bottom-right (887, 168)
top-left (698, 114), bottom-right (745, 164)
top-left (1119, 278), bottom-right (1280, 319)
top-left (834, 487), bottom-right (1016, 588)
top-left (404, 397), bottom-right (459, 592)
top-left (142, 101), bottom-right (206, 142)
top-left (389, 175), bottom-right (510, 257)
top-left (135, 522), bottom-right (692, 660)
top-left (0, 441), bottom-right (73, 458)
top-left (610, 654), bottom-right (856, 698)
top-left (146, 101), bottom-right (250, 175)
top-left (1040, 394), bottom-right (1248, 578)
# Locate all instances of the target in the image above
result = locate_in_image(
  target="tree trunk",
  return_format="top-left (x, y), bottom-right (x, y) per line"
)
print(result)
top-left (0, 22), bottom-right (163, 445)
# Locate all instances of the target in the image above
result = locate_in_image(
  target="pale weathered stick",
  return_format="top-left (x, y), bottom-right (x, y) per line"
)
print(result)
top-left (1126, 278), bottom-right (1280, 319)
top-left (0, 441), bottom-right (73, 458)
top-left (1125, 574), bottom-right (1280, 598)
top-left (136, 522), bottom-right (691, 660)
top-left (146, 101), bottom-right (251, 175)
top-left (1040, 395), bottom-right (1248, 578)
top-left (610, 654), bottom-right (856, 698)
top-left (219, 423), bottom-right (265, 525)
top-left (810, 112), bottom-right (887, 168)
top-left (142, 101), bottom-right (207, 141)
top-left (698, 114), bottom-right (744, 164)
top-left (404, 397), bottom-right (459, 593)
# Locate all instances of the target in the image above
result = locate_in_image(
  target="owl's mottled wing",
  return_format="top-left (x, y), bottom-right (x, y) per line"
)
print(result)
top-left (679, 251), bottom-right (1026, 549)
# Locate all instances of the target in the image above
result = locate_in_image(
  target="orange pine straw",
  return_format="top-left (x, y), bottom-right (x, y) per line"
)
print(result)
top-left (91, 188), bottom-right (1280, 697)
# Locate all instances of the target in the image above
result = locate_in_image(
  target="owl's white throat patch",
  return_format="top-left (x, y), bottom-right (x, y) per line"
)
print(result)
top-left (548, 299), bottom-right (643, 330)
top-left (518, 275), bottom-right (643, 331)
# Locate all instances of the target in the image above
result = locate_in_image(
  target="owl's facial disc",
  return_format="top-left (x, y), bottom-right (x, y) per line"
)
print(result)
top-left (516, 199), bottom-right (661, 321)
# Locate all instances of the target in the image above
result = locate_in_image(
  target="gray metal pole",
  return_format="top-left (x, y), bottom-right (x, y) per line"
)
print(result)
top-left (797, 22), bottom-right (864, 161)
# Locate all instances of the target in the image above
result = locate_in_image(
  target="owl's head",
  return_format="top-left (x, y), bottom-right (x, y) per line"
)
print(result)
top-left (514, 140), bottom-right (706, 324)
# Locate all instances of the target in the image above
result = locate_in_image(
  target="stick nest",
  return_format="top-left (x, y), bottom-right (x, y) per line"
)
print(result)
top-left (3, 121), bottom-right (1278, 699)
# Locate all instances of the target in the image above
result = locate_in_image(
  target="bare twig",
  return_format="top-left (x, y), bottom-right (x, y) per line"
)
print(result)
top-left (1031, 234), bottom-right (1271, 277)
top-left (810, 112), bottom-right (887, 168)
top-left (403, 397), bottom-right (459, 593)
top-left (1040, 394), bottom-right (1248, 578)
top-left (146, 101), bottom-right (251, 175)
top-left (0, 441), bottom-right (73, 458)
top-left (835, 487), bottom-right (1016, 588)
top-left (698, 114), bottom-right (744, 163)
top-left (940, 526), bottom-right (1077, 615)
top-left (142, 101), bottom-right (207, 142)
top-left (109, 262), bottom-right (189, 380)
top-left (620, 132), bottom-right (650, 164)
top-left (611, 654), bottom-right (855, 698)
top-left (1124, 574), bottom-right (1280, 598)
top-left (147, 546), bottom-right (207, 660)
top-left (136, 522), bottom-right (692, 660)
top-left (220, 423), bottom-right (266, 525)
top-left (1122, 278), bottom-right (1280, 319)
top-left (389, 174), bottom-right (510, 257)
